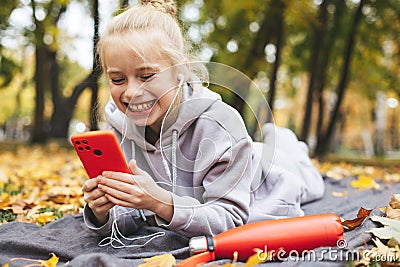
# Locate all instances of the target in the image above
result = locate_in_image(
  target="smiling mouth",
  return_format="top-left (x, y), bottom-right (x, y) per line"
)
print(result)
top-left (125, 99), bottom-right (157, 113)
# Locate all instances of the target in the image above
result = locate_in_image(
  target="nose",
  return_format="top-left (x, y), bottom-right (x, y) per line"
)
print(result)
top-left (124, 80), bottom-right (144, 99)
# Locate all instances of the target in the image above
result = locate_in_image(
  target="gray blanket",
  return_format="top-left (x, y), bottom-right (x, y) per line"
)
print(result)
top-left (0, 177), bottom-right (396, 266)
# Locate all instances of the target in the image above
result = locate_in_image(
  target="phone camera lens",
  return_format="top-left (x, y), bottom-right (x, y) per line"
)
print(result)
top-left (83, 140), bottom-right (88, 144)
top-left (93, 149), bottom-right (102, 156)
top-left (78, 146), bottom-right (83, 151)
top-left (75, 141), bottom-right (81, 145)
top-left (85, 146), bottom-right (91, 150)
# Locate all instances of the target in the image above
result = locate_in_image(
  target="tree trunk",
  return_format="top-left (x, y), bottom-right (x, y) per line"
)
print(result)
top-left (89, 0), bottom-right (101, 131)
top-left (50, 49), bottom-right (72, 138)
top-left (265, 2), bottom-right (285, 124)
top-left (315, 0), bottom-right (346, 150)
top-left (31, 46), bottom-right (48, 143)
top-left (300, 0), bottom-right (328, 142)
top-left (49, 0), bottom-right (101, 138)
top-left (315, 0), bottom-right (366, 158)
top-left (230, 0), bottom-right (286, 115)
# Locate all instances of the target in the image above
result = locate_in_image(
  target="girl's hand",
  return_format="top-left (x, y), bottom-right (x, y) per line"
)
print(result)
top-left (98, 160), bottom-right (174, 222)
top-left (82, 177), bottom-right (115, 225)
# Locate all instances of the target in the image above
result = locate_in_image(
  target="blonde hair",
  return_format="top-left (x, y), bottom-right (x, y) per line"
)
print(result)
top-left (98, 0), bottom-right (189, 76)
top-left (98, 0), bottom-right (211, 112)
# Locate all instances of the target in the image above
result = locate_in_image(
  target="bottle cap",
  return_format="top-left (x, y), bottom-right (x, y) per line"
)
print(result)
top-left (189, 236), bottom-right (208, 254)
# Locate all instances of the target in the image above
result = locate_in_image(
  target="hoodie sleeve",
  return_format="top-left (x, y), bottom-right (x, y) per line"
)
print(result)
top-left (154, 136), bottom-right (253, 237)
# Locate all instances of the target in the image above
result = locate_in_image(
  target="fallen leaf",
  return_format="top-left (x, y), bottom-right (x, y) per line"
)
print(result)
top-left (209, 251), bottom-right (238, 267)
top-left (0, 194), bottom-right (11, 209)
top-left (0, 145), bottom-right (85, 225)
top-left (341, 207), bottom-right (372, 230)
top-left (362, 238), bottom-right (400, 264)
top-left (11, 200), bottom-right (27, 214)
top-left (41, 253), bottom-right (59, 267)
top-left (11, 253), bottom-right (59, 267)
top-left (332, 190), bottom-right (349, 197)
top-left (138, 253), bottom-right (176, 267)
top-left (383, 173), bottom-right (400, 183)
top-left (389, 194), bottom-right (400, 209)
top-left (369, 216), bottom-right (400, 242)
top-left (245, 250), bottom-right (270, 266)
top-left (351, 175), bottom-right (380, 190)
top-left (32, 212), bottom-right (56, 225)
top-left (385, 194), bottom-right (400, 220)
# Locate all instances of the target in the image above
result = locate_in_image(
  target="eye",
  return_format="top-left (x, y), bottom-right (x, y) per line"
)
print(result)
top-left (140, 73), bottom-right (156, 81)
top-left (110, 77), bottom-right (125, 85)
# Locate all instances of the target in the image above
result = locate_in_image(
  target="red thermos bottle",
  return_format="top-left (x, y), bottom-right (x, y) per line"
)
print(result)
top-left (178, 213), bottom-right (344, 266)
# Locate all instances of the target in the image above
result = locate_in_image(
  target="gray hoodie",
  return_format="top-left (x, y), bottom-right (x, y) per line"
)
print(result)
top-left (83, 84), bottom-right (325, 238)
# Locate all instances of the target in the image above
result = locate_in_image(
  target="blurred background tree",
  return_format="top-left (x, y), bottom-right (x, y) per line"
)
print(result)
top-left (1, 0), bottom-right (399, 160)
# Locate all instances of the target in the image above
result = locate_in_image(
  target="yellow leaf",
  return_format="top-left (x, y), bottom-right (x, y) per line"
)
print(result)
top-left (207, 251), bottom-right (239, 267)
top-left (138, 253), bottom-right (176, 267)
top-left (11, 253), bottom-right (59, 267)
top-left (245, 251), bottom-right (269, 267)
top-left (32, 212), bottom-right (55, 225)
top-left (351, 175), bottom-right (380, 190)
top-left (1, 263), bottom-right (9, 267)
top-left (41, 253), bottom-right (59, 267)
top-left (0, 193), bottom-right (11, 209)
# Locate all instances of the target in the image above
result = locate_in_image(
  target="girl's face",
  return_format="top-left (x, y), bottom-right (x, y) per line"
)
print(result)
top-left (103, 32), bottom-right (179, 133)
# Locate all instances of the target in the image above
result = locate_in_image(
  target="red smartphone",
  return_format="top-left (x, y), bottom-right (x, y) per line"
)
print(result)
top-left (70, 130), bottom-right (130, 178)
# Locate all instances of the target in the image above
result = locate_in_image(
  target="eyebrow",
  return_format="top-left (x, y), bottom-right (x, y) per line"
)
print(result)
top-left (107, 64), bottom-right (161, 74)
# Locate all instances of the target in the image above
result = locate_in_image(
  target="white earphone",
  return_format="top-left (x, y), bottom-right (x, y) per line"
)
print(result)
top-left (177, 73), bottom-right (184, 83)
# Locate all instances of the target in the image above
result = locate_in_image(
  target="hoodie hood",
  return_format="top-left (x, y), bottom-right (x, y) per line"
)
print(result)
top-left (104, 82), bottom-right (221, 152)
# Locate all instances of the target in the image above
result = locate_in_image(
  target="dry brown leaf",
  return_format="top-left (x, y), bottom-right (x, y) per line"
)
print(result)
top-left (138, 253), bottom-right (176, 267)
top-left (11, 201), bottom-right (26, 214)
top-left (386, 205), bottom-right (400, 220)
top-left (364, 238), bottom-right (400, 264)
top-left (389, 194), bottom-right (400, 209)
top-left (341, 207), bottom-right (372, 230)
top-left (384, 194), bottom-right (400, 220)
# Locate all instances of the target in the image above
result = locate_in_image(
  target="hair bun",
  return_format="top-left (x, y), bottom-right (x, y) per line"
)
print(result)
top-left (141, 0), bottom-right (177, 16)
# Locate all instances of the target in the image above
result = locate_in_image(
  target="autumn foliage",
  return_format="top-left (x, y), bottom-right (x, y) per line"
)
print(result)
top-left (0, 144), bottom-right (85, 225)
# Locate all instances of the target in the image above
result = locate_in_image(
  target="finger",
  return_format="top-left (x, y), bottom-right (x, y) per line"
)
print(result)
top-left (83, 188), bottom-right (106, 203)
top-left (92, 195), bottom-right (111, 207)
top-left (105, 193), bottom-right (140, 209)
top-left (82, 177), bottom-right (100, 192)
top-left (87, 195), bottom-right (110, 209)
top-left (128, 159), bottom-right (148, 176)
top-left (98, 183), bottom-right (144, 202)
top-left (91, 202), bottom-right (115, 215)
top-left (100, 171), bottom-right (136, 185)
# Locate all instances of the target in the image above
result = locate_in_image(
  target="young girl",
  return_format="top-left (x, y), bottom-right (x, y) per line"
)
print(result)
top-left (82, 0), bottom-right (325, 239)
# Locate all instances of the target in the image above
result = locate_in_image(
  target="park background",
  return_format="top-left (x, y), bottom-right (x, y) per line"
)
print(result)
top-left (1, 0), bottom-right (400, 161)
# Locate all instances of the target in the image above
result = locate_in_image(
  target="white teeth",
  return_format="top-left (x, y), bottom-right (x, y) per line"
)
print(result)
top-left (128, 100), bottom-right (155, 112)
